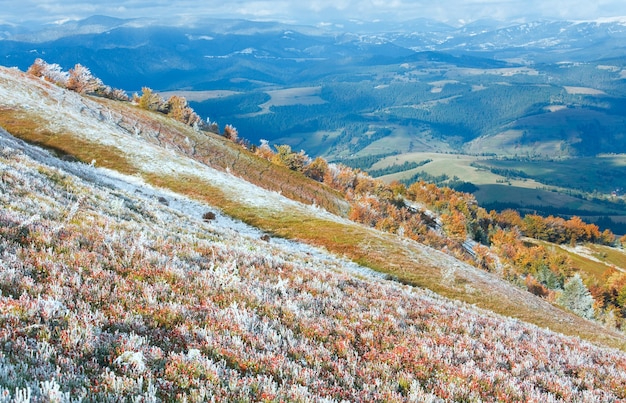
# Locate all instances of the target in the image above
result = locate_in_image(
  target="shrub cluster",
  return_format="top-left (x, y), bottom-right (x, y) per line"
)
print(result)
top-left (27, 58), bottom-right (129, 101)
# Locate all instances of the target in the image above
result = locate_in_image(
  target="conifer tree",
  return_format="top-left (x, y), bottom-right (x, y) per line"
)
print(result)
top-left (557, 274), bottom-right (595, 320)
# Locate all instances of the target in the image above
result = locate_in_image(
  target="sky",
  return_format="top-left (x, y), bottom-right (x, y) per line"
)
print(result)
top-left (2, 0), bottom-right (626, 26)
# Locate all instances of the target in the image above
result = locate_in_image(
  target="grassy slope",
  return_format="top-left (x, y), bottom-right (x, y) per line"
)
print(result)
top-left (1, 66), bottom-right (626, 350)
top-left (544, 242), bottom-right (626, 282)
top-left (2, 138), bottom-right (625, 400)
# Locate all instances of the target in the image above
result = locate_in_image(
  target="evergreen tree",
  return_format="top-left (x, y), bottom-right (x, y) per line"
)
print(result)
top-left (557, 274), bottom-right (595, 320)
top-left (537, 264), bottom-right (562, 289)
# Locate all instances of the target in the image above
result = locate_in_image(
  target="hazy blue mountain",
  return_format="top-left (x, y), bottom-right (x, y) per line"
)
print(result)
top-left (2, 15), bottom-right (626, 160)
top-left (3, 16), bottom-right (626, 84)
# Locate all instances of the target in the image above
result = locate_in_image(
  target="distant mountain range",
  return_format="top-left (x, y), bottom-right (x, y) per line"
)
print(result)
top-left (2, 15), bottom-right (626, 227)
top-left (3, 15), bottom-right (626, 87)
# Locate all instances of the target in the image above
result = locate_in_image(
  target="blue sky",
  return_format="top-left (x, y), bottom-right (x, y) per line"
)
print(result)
top-left (2, 0), bottom-right (626, 26)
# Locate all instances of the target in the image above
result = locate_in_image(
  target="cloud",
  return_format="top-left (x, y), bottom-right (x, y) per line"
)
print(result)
top-left (3, 0), bottom-right (626, 26)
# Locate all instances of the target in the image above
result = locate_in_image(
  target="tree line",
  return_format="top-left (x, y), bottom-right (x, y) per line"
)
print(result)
top-left (27, 58), bottom-right (220, 134)
top-left (242, 135), bottom-right (626, 327)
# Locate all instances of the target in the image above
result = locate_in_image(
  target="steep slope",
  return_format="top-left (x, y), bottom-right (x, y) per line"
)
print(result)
top-left (1, 66), bottom-right (625, 352)
top-left (2, 105), bottom-right (626, 401)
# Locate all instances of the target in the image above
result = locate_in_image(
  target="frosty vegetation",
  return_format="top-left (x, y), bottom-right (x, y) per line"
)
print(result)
top-left (1, 112), bottom-right (626, 401)
top-left (1, 60), bottom-right (626, 401)
top-left (3, 59), bottom-right (626, 332)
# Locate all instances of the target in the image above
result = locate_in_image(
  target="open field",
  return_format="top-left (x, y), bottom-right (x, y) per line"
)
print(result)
top-left (374, 152), bottom-right (542, 188)
top-left (483, 155), bottom-right (626, 194)
top-left (372, 151), bottom-right (626, 232)
top-left (241, 86), bottom-right (326, 117)
top-left (564, 86), bottom-right (607, 95)
top-left (158, 90), bottom-right (241, 102)
top-left (355, 128), bottom-right (455, 156)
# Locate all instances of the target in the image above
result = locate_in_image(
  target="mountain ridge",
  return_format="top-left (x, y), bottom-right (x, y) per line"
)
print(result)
top-left (1, 63), bottom-right (626, 400)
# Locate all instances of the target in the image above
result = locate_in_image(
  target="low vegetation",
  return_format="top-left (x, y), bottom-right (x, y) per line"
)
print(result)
top-left (1, 60), bottom-right (626, 399)
top-left (2, 115), bottom-right (626, 402)
top-left (11, 60), bottom-right (626, 329)
top-left (8, 60), bottom-right (626, 331)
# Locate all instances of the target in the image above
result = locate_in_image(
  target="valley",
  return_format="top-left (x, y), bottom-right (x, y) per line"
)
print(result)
top-left (4, 18), bottom-right (626, 229)
top-left (185, 59), bottom-right (626, 232)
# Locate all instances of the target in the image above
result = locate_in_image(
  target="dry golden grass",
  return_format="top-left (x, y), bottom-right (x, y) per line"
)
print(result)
top-left (0, 108), bottom-right (138, 174)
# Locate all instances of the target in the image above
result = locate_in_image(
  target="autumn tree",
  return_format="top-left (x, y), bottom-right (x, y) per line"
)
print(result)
top-left (495, 209), bottom-right (524, 230)
top-left (489, 228), bottom-right (522, 262)
top-left (525, 275), bottom-right (550, 298)
top-left (167, 95), bottom-right (202, 127)
top-left (66, 64), bottom-right (105, 94)
top-left (27, 59), bottom-right (128, 100)
top-left (223, 124), bottom-right (239, 142)
top-left (388, 181), bottom-right (407, 198)
top-left (26, 58), bottom-right (46, 77)
top-left (135, 87), bottom-right (168, 113)
top-left (348, 195), bottom-right (383, 227)
top-left (303, 157), bottom-right (329, 182)
top-left (473, 244), bottom-right (496, 272)
top-left (441, 210), bottom-right (467, 241)
top-left (27, 58), bottom-right (68, 86)
top-left (600, 229), bottom-right (616, 245)
top-left (603, 270), bottom-right (626, 315)
top-left (205, 119), bottom-right (220, 134)
top-left (324, 164), bottom-right (358, 194)
top-left (255, 139), bottom-right (274, 160)
top-left (272, 144), bottom-right (308, 172)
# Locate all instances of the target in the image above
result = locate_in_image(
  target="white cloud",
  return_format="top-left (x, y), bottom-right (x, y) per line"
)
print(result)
top-left (3, 0), bottom-right (626, 25)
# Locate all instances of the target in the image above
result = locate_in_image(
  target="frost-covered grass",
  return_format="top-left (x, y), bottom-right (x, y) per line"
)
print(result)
top-left (1, 132), bottom-right (626, 402)
top-left (1, 65), bottom-right (626, 351)
top-left (2, 64), bottom-right (626, 400)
